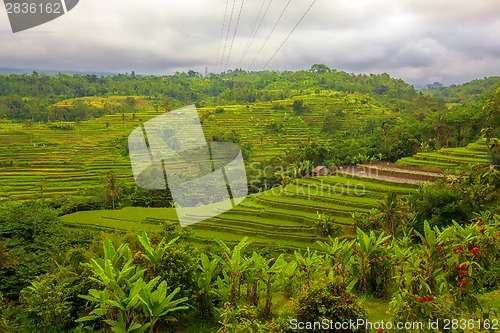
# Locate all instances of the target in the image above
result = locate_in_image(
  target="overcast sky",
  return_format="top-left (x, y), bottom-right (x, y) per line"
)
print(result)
top-left (1, 0), bottom-right (499, 85)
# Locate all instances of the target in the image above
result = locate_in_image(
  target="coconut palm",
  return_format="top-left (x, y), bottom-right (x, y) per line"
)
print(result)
top-left (104, 171), bottom-right (119, 210)
top-left (370, 191), bottom-right (409, 238)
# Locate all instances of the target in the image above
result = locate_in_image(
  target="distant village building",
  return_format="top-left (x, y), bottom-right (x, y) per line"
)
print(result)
top-left (311, 165), bottom-right (329, 176)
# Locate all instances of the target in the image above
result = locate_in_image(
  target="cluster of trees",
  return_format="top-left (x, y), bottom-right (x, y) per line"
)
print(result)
top-left (354, 162), bottom-right (500, 238)
top-left (424, 76), bottom-right (500, 103)
top-left (57, 175), bottom-right (174, 215)
top-left (0, 95), bottom-right (145, 123)
top-left (251, 80), bottom-right (496, 172)
top-left (0, 66), bottom-right (452, 109)
top-left (0, 96), bottom-right (105, 123)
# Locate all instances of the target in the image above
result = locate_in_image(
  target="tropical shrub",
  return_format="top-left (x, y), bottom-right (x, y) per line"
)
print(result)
top-left (293, 279), bottom-right (367, 333)
top-left (77, 235), bottom-right (189, 333)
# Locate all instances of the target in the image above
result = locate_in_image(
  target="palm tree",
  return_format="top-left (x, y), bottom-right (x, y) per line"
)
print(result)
top-left (300, 160), bottom-right (314, 177)
top-left (483, 86), bottom-right (500, 138)
top-left (432, 115), bottom-right (448, 148)
top-left (370, 191), bottom-right (408, 238)
top-left (104, 171), bottom-right (119, 210)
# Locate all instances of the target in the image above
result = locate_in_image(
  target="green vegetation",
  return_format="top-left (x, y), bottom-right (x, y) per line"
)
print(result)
top-left (1, 69), bottom-right (499, 332)
top-left (1, 211), bottom-right (498, 332)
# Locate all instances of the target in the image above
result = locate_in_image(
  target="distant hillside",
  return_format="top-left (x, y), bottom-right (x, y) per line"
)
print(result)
top-left (423, 76), bottom-right (500, 103)
top-left (0, 67), bottom-right (118, 76)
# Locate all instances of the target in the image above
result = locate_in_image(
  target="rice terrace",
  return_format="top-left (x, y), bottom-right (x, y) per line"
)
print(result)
top-left (0, 68), bottom-right (499, 332)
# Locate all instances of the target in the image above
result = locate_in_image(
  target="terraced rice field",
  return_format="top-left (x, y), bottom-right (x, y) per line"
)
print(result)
top-left (396, 141), bottom-right (490, 170)
top-left (0, 106), bottom-right (144, 200)
top-left (61, 170), bottom-right (420, 249)
top-left (0, 93), bottom-right (392, 200)
top-left (1, 95), bottom-right (492, 249)
top-left (60, 137), bottom-right (490, 249)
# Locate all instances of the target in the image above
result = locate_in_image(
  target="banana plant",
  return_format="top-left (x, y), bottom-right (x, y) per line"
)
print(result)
top-left (242, 252), bottom-right (266, 307)
top-left (294, 248), bottom-right (324, 289)
top-left (84, 239), bottom-right (146, 300)
top-left (388, 250), bottom-right (448, 323)
top-left (317, 236), bottom-right (355, 286)
top-left (352, 228), bottom-right (391, 293)
top-left (77, 236), bottom-right (188, 333)
top-left (78, 269), bottom-right (149, 332)
top-left (262, 254), bottom-right (287, 317)
top-left (138, 231), bottom-right (179, 276)
top-left (195, 253), bottom-right (221, 318)
top-left (390, 238), bottom-right (413, 286)
top-left (281, 259), bottom-right (298, 298)
top-left (101, 278), bottom-right (151, 333)
top-left (215, 237), bottom-right (252, 306)
top-left (137, 279), bottom-right (189, 332)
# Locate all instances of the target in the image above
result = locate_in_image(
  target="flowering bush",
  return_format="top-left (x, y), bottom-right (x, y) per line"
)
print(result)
top-left (389, 215), bottom-right (500, 325)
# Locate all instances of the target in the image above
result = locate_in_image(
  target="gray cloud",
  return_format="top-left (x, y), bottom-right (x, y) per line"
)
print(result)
top-left (0, 0), bottom-right (499, 85)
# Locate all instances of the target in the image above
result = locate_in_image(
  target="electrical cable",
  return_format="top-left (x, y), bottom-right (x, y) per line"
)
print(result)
top-left (219, 0), bottom-right (237, 72)
top-left (224, 0), bottom-right (246, 72)
top-left (248, 0), bottom-right (292, 69)
top-left (215, 0), bottom-right (230, 71)
top-left (236, 0), bottom-right (269, 68)
top-left (262, 0), bottom-right (317, 69)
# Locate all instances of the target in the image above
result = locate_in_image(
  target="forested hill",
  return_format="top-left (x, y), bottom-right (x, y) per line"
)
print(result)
top-left (423, 76), bottom-right (500, 103)
top-left (0, 65), bottom-right (498, 164)
top-left (1, 65), bottom-right (423, 104)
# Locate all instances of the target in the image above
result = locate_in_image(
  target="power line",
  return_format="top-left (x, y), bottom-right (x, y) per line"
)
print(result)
top-left (248, 0), bottom-right (292, 70)
top-left (224, 0), bottom-right (246, 72)
top-left (262, 0), bottom-right (317, 70)
top-left (215, 0), bottom-right (230, 71)
top-left (237, 0), bottom-right (269, 68)
top-left (219, 0), bottom-right (237, 72)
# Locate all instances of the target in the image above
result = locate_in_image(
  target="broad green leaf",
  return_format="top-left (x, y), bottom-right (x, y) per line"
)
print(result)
top-left (75, 315), bottom-right (99, 322)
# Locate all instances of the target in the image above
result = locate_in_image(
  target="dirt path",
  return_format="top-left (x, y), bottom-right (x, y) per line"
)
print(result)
top-left (333, 162), bottom-right (444, 185)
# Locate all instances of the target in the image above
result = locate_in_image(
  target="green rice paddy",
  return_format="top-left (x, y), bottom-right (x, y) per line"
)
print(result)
top-left (1, 95), bottom-right (492, 249)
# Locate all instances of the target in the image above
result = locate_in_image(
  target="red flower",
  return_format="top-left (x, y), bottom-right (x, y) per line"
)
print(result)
top-left (459, 270), bottom-right (469, 277)
top-left (454, 248), bottom-right (463, 254)
top-left (426, 296), bottom-right (434, 301)
top-left (457, 281), bottom-right (469, 287)
top-left (417, 297), bottom-right (426, 303)
top-left (378, 328), bottom-right (384, 333)
top-left (479, 228), bottom-right (485, 233)
top-left (477, 221), bottom-right (485, 226)
top-left (460, 263), bottom-right (467, 269)
top-left (470, 247), bottom-right (479, 254)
